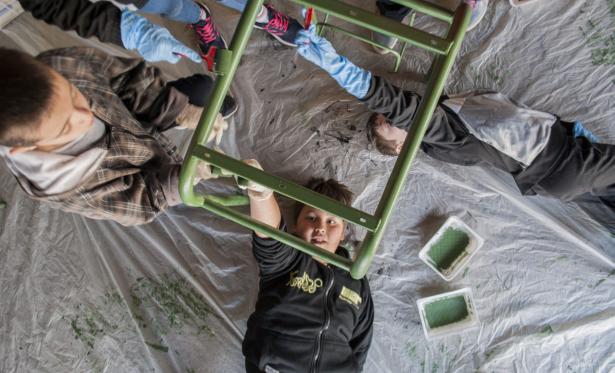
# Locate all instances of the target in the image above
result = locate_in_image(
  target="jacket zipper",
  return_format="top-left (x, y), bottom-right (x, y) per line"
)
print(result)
top-left (311, 267), bottom-right (334, 373)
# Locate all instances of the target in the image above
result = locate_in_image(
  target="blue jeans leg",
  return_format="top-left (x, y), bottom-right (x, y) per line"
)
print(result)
top-left (140, 0), bottom-right (201, 24)
top-left (215, 0), bottom-right (247, 12)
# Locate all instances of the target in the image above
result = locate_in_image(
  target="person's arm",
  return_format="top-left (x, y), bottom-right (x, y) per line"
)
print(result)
top-left (295, 27), bottom-right (420, 126)
top-left (241, 160), bottom-right (299, 278)
top-left (349, 284), bottom-right (374, 371)
top-left (19, 0), bottom-right (200, 64)
top-left (46, 158), bottom-right (215, 226)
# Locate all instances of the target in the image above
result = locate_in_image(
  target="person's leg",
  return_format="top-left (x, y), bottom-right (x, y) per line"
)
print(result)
top-left (418, 105), bottom-right (526, 174)
top-left (168, 74), bottom-right (238, 119)
top-left (139, 0), bottom-right (227, 54)
top-left (516, 121), bottom-right (615, 201)
top-left (139, 0), bottom-right (201, 23)
top-left (216, 0), bottom-right (248, 13)
top-left (376, 0), bottom-right (412, 22)
top-left (244, 359), bottom-right (262, 373)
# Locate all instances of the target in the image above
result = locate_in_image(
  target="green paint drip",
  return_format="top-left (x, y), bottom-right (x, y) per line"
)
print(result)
top-left (427, 228), bottom-right (470, 271)
top-left (130, 274), bottom-right (216, 336)
top-left (0, 200), bottom-right (6, 209)
top-left (582, 1), bottom-right (615, 68)
top-left (424, 295), bottom-right (469, 329)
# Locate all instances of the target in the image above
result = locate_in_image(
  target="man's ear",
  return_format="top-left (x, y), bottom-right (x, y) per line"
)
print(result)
top-left (395, 143), bottom-right (403, 155)
top-left (9, 145), bottom-right (37, 154)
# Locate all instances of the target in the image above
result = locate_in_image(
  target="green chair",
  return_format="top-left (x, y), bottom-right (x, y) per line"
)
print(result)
top-left (179, 0), bottom-right (473, 279)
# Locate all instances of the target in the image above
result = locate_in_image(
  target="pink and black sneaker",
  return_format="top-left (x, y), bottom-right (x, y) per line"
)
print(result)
top-left (190, 4), bottom-right (228, 56)
top-left (254, 4), bottom-right (303, 47)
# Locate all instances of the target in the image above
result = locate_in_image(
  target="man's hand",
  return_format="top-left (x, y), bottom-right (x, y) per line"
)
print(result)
top-left (237, 159), bottom-right (273, 201)
top-left (120, 9), bottom-right (202, 64)
top-left (193, 161), bottom-right (217, 185)
top-left (177, 107), bottom-right (228, 145)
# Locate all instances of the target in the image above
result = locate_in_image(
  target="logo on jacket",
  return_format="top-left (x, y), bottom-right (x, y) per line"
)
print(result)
top-left (339, 286), bottom-right (362, 308)
top-left (287, 271), bottom-right (323, 294)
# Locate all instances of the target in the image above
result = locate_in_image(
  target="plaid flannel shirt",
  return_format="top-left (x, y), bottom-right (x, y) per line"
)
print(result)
top-left (18, 47), bottom-right (190, 226)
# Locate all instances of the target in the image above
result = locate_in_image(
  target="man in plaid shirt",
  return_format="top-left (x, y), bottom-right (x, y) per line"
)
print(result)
top-left (0, 47), bottom-right (232, 225)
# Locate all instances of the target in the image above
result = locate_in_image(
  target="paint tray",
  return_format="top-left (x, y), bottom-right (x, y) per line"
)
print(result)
top-left (418, 216), bottom-right (484, 281)
top-left (417, 288), bottom-right (480, 340)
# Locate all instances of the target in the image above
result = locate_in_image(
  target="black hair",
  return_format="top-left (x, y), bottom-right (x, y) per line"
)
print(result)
top-left (0, 48), bottom-right (55, 146)
top-left (366, 112), bottom-right (399, 156)
top-left (294, 178), bottom-right (354, 219)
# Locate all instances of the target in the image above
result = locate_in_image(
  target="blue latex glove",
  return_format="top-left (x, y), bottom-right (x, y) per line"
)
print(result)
top-left (120, 9), bottom-right (201, 64)
top-left (573, 121), bottom-right (599, 143)
top-left (295, 26), bottom-right (372, 99)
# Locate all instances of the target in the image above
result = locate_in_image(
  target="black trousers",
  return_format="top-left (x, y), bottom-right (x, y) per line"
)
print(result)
top-left (376, 0), bottom-right (412, 21)
top-left (167, 73), bottom-right (215, 107)
top-left (422, 104), bottom-right (615, 203)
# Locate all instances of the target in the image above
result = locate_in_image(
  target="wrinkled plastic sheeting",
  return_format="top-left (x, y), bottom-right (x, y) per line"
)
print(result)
top-left (1, 1), bottom-right (614, 372)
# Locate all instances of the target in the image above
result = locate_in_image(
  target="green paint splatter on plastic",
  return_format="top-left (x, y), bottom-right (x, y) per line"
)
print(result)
top-left (145, 341), bottom-right (169, 352)
top-left (582, 1), bottom-right (615, 71)
top-left (0, 200), bottom-right (6, 209)
top-left (592, 269), bottom-right (615, 288)
top-left (69, 300), bottom-right (121, 352)
top-left (129, 274), bottom-right (216, 336)
top-left (487, 62), bottom-right (505, 87)
top-left (406, 343), bottom-right (417, 359)
top-left (427, 229), bottom-right (470, 271)
top-left (540, 325), bottom-right (553, 334)
top-left (424, 295), bottom-right (469, 329)
top-left (68, 274), bottom-right (216, 355)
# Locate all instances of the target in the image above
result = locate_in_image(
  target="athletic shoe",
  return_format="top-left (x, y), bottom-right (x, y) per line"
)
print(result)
top-left (220, 95), bottom-right (238, 119)
top-left (190, 3), bottom-right (228, 55)
top-left (254, 4), bottom-right (304, 47)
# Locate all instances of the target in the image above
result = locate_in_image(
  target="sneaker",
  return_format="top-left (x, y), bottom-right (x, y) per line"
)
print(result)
top-left (370, 12), bottom-right (412, 55)
top-left (467, 0), bottom-right (489, 31)
top-left (254, 4), bottom-right (304, 47)
top-left (220, 94), bottom-right (238, 119)
top-left (190, 3), bottom-right (228, 55)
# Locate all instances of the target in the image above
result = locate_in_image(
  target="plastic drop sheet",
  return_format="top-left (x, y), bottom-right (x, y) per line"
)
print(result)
top-left (1, 0), bottom-right (614, 372)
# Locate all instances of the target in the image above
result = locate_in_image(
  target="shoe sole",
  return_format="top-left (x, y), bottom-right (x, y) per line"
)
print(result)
top-left (222, 100), bottom-right (238, 120)
top-left (253, 24), bottom-right (297, 47)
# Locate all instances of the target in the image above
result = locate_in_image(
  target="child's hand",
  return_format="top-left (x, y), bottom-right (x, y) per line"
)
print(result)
top-left (193, 162), bottom-right (218, 185)
top-left (295, 25), bottom-right (340, 69)
top-left (177, 107), bottom-right (228, 146)
top-left (207, 114), bottom-right (229, 145)
top-left (237, 159), bottom-right (273, 201)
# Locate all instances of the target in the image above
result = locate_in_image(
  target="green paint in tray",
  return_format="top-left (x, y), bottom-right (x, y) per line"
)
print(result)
top-left (427, 228), bottom-right (470, 270)
top-left (424, 295), bottom-right (469, 329)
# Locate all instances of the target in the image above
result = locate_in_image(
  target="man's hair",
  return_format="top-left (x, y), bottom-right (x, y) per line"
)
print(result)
top-left (366, 112), bottom-right (399, 156)
top-left (0, 48), bottom-right (55, 147)
top-left (295, 178), bottom-right (354, 218)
